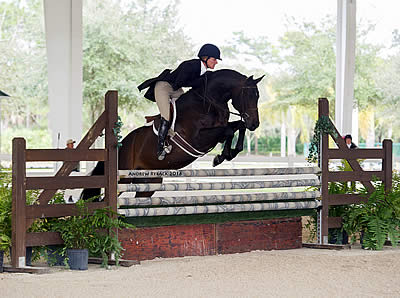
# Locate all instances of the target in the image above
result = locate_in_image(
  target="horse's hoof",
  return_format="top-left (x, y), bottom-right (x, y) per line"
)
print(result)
top-left (213, 155), bottom-right (221, 167)
top-left (164, 144), bottom-right (172, 154)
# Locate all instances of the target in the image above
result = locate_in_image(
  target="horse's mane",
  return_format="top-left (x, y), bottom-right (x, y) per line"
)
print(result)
top-left (176, 69), bottom-right (247, 113)
top-left (204, 69), bottom-right (247, 81)
top-left (190, 69), bottom-right (247, 94)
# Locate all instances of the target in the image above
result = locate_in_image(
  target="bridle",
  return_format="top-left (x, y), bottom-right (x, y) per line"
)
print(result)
top-left (194, 76), bottom-right (258, 121)
top-left (239, 86), bottom-right (258, 121)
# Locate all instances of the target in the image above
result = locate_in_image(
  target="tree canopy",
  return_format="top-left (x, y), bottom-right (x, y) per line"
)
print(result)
top-left (1, 1), bottom-right (400, 154)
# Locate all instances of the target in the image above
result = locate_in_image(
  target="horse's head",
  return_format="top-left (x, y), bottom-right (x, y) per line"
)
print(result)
top-left (232, 75), bottom-right (264, 131)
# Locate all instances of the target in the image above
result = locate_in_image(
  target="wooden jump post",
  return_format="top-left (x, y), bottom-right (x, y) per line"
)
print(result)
top-left (318, 98), bottom-right (392, 244)
top-left (11, 91), bottom-right (118, 268)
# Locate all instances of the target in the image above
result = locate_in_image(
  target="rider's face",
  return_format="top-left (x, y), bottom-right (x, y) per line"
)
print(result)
top-left (206, 57), bottom-right (218, 69)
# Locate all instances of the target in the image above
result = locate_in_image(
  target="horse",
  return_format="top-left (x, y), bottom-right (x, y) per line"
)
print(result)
top-left (81, 69), bottom-right (264, 200)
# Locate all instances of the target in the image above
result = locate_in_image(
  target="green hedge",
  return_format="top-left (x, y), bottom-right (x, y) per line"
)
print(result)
top-left (122, 209), bottom-right (316, 227)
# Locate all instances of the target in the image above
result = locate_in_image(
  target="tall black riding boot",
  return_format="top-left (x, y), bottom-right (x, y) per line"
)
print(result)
top-left (157, 117), bottom-right (170, 160)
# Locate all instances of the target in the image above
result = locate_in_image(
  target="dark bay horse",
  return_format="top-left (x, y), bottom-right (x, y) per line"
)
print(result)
top-left (81, 69), bottom-right (263, 200)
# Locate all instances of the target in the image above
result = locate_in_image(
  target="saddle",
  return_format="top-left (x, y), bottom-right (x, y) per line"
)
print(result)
top-left (144, 100), bottom-right (206, 158)
top-left (145, 103), bottom-right (175, 125)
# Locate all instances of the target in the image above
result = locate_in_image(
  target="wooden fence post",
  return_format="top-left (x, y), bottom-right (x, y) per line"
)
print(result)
top-left (383, 139), bottom-right (392, 192)
top-left (318, 98), bottom-right (329, 244)
top-left (105, 91), bottom-right (118, 213)
top-left (11, 138), bottom-right (26, 267)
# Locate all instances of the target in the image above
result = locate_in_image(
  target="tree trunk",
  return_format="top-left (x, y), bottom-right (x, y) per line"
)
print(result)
top-left (280, 111), bottom-right (286, 157)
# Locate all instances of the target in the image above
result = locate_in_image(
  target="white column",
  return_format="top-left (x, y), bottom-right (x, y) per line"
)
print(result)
top-left (335, 0), bottom-right (356, 135)
top-left (43, 0), bottom-right (82, 149)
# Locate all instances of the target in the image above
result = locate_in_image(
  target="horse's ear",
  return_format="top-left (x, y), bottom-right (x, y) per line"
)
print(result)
top-left (246, 75), bottom-right (254, 82)
top-left (253, 75), bottom-right (265, 85)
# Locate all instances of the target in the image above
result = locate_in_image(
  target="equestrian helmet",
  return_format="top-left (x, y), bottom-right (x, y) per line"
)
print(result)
top-left (198, 43), bottom-right (222, 60)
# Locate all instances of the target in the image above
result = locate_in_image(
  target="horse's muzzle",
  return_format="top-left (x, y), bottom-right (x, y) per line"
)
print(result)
top-left (243, 109), bottom-right (259, 131)
top-left (243, 109), bottom-right (260, 131)
top-left (245, 118), bottom-right (259, 131)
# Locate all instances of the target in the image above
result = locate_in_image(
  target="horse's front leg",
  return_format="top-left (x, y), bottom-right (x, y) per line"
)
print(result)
top-left (213, 130), bottom-right (234, 167)
top-left (213, 121), bottom-right (246, 167)
top-left (228, 124), bottom-right (246, 159)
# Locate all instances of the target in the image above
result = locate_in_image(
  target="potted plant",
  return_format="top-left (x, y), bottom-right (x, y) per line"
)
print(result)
top-left (53, 200), bottom-right (93, 270)
top-left (53, 199), bottom-right (133, 270)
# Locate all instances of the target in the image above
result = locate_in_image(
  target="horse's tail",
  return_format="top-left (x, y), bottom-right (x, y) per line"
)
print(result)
top-left (80, 161), bottom-right (105, 201)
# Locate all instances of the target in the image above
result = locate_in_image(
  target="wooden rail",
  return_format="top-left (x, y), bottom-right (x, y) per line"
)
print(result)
top-left (318, 98), bottom-right (392, 244)
top-left (118, 167), bottom-right (322, 217)
top-left (11, 91), bottom-right (118, 268)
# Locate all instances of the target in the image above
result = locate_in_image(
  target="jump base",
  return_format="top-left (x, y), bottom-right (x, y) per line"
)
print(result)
top-left (119, 217), bottom-right (302, 261)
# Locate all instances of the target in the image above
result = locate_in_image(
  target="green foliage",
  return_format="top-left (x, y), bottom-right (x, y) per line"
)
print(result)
top-left (0, 0), bottom-right (48, 133)
top-left (113, 116), bottom-right (124, 148)
top-left (343, 174), bottom-right (400, 250)
top-left (272, 17), bottom-right (337, 108)
top-left (87, 207), bottom-right (132, 267)
top-left (82, 0), bottom-right (193, 126)
top-left (225, 17), bottom-right (389, 149)
top-left (226, 156), bottom-right (399, 250)
top-left (53, 199), bottom-right (134, 267)
top-left (53, 200), bottom-right (94, 250)
top-left (0, 0), bottom-right (194, 152)
top-left (2, 128), bottom-right (52, 154)
top-left (0, 169), bottom-right (12, 251)
top-left (222, 31), bottom-right (276, 66)
top-left (307, 116), bottom-right (337, 163)
top-left (0, 167), bottom-right (46, 253)
top-left (252, 135), bottom-right (281, 155)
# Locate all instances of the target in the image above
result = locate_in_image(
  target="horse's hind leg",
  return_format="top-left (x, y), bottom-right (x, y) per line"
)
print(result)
top-left (81, 161), bottom-right (104, 201)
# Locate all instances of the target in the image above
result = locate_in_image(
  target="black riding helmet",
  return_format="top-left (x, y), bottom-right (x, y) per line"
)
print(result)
top-left (198, 43), bottom-right (222, 60)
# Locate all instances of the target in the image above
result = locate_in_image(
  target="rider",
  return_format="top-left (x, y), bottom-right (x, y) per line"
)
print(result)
top-left (137, 43), bottom-right (222, 160)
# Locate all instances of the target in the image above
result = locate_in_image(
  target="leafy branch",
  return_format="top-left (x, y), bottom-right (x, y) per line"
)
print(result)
top-left (307, 115), bottom-right (337, 163)
top-left (113, 116), bottom-right (123, 148)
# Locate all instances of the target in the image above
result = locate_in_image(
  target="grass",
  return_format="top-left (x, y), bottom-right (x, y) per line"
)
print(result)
top-left (122, 209), bottom-right (317, 227)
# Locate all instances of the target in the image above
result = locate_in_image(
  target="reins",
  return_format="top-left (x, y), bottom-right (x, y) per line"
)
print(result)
top-left (194, 75), bottom-right (258, 121)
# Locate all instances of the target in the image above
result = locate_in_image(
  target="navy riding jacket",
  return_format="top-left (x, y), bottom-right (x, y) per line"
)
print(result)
top-left (138, 59), bottom-right (204, 101)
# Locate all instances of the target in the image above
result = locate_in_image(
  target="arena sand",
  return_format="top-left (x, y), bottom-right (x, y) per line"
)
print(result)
top-left (1, 246), bottom-right (400, 297)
